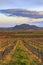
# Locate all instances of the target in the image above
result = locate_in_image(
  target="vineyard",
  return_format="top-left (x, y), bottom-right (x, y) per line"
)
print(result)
top-left (0, 30), bottom-right (43, 65)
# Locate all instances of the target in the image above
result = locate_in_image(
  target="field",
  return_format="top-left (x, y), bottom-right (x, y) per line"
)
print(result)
top-left (0, 30), bottom-right (43, 65)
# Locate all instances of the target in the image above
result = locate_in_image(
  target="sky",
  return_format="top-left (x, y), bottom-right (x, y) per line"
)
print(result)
top-left (0, 0), bottom-right (43, 11)
top-left (0, 0), bottom-right (43, 27)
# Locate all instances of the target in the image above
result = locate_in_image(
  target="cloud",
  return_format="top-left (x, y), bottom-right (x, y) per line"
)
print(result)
top-left (0, 13), bottom-right (43, 27)
top-left (0, 9), bottom-right (43, 27)
top-left (0, 9), bottom-right (43, 19)
top-left (0, 14), bottom-right (43, 27)
top-left (0, 13), bottom-right (43, 23)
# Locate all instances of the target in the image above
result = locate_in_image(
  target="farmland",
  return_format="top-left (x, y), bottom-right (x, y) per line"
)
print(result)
top-left (0, 30), bottom-right (43, 65)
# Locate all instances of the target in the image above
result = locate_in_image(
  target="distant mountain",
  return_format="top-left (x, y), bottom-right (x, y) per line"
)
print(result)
top-left (0, 24), bottom-right (43, 30)
top-left (11, 24), bottom-right (42, 30)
